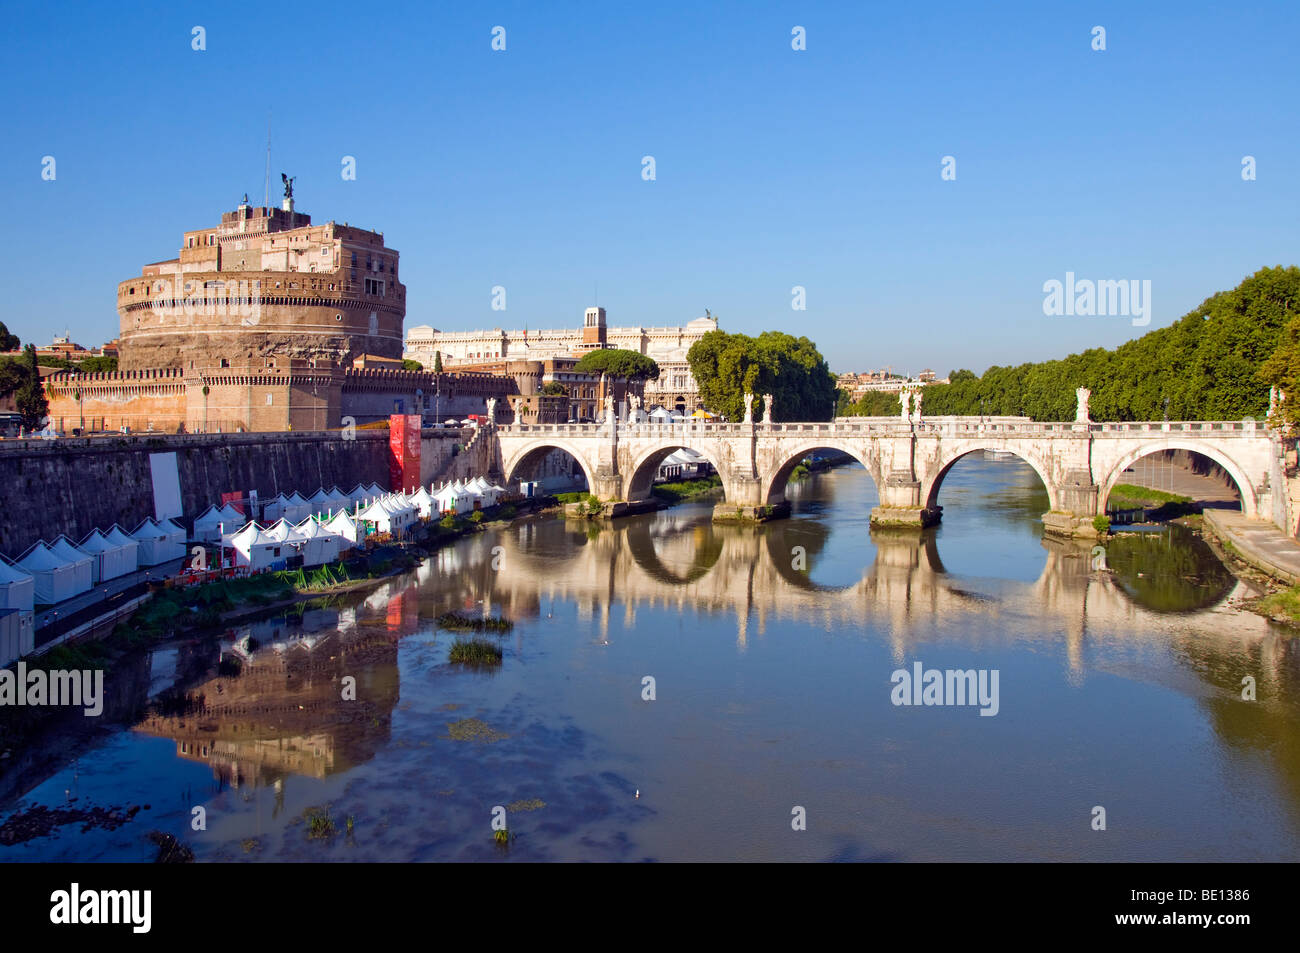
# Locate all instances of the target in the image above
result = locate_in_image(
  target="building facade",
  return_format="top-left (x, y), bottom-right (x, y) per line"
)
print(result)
top-left (405, 308), bottom-right (718, 414)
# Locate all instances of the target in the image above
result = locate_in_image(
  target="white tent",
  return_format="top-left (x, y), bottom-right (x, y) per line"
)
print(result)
top-left (283, 491), bottom-right (312, 523)
top-left (294, 518), bottom-right (342, 566)
top-left (225, 522), bottom-right (282, 571)
top-left (103, 525), bottom-right (141, 575)
top-left (365, 482), bottom-right (385, 499)
top-left (325, 486), bottom-right (351, 511)
top-left (469, 476), bottom-right (500, 506)
top-left (133, 518), bottom-right (186, 566)
top-left (0, 606), bottom-right (34, 668)
top-left (16, 541), bottom-right (85, 605)
top-left (346, 484), bottom-right (369, 507)
top-left (358, 495), bottom-right (416, 535)
top-left (325, 510), bottom-right (362, 544)
top-left (649, 406), bottom-right (673, 421)
top-left (48, 536), bottom-right (95, 593)
top-left (0, 558), bottom-right (35, 613)
top-left (408, 485), bottom-right (435, 518)
top-left (432, 481), bottom-right (474, 516)
top-left (78, 529), bottom-right (134, 583)
top-left (193, 503), bottom-right (245, 544)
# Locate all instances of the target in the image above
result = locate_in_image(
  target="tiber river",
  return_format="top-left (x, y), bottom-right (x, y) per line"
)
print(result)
top-left (3, 456), bottom-right (1300, 862)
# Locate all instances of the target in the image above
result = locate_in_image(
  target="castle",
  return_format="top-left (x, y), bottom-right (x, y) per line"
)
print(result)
top-left (45, 191), bottom-right (516, 432)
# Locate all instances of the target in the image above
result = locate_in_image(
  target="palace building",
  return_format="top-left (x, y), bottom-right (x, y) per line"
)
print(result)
top-left (405, 308), bottom-right (719, 415)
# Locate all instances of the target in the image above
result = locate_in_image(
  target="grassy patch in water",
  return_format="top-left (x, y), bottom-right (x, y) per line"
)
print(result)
top-left (303, 806), bottom-right (336, 839)
top-left (445, 717), bottom-right (509, 743)
top-left (437, 611), bottom-right (513, 633)
top-left (448, 639), bottom-right (503, 664)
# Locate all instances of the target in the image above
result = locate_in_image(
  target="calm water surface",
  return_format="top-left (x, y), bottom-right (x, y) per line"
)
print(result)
top-left (4, 458), bottom-right (1299, 862)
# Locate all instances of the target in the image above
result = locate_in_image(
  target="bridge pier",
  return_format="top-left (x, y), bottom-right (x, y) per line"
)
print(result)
top-left (1041, 470), bottom-right (1102, 539)
top-left (870, 470), bottom-right (942, 529)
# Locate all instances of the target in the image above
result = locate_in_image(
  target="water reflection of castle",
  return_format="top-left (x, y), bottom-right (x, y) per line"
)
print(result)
top-left (132, 579), bottom-right (418, 787)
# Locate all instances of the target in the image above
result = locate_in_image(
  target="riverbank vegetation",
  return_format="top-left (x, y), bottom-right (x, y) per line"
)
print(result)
top-left (651, 475), bottom-right (722, 502)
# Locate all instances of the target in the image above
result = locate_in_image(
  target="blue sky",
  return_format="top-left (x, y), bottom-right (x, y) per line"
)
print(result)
top-left (2, 1), bottom-right (1296, 374)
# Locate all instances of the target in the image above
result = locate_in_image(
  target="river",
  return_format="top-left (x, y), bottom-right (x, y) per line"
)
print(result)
top-left (3, 456), bottom-right (1299, 861)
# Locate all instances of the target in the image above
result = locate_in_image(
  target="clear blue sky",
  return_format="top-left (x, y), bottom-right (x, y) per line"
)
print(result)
top-left (2, 0), bottom-right (1296, 375)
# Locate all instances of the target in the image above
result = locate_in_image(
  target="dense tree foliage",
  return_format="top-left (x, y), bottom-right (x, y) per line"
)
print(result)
top-left (688, 329), bottom-right (837, 421)
top-left (75, 356), bottom-right (117, 373)
top-left (837, 267), bottom-right (1300, 422)
top-left (0, 321), bottom-right (19, 351)
top-left (401, 359), bottom-right (424, 371)
top-left (573, 348), bottom-right (660, 383)
top-left (540, 381), bottom-right (568, 396)
top-left (15, 345), bottom-right (49, 430)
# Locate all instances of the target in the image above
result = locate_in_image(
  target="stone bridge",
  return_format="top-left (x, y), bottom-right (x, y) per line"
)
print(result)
top-left (494, 412), bottom-right (1281, 537)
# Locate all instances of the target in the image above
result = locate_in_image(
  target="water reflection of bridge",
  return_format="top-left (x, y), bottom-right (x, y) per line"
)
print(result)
top-left (433, 512), bottom-right (1279, 671)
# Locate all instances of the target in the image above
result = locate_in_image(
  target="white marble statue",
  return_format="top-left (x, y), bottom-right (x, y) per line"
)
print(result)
top-left (486, 397), bottom-right (497, 424)
top-left (900, 388), bottom-right (912, 422)
top-left (911, 387), bottom-right (923, 422)
top-left (1075, 387), bottom-right (1091, 423)
top-left (743, 392), bottom-right (754, 424)
top-left (762, 393), bottom-right (774, 425)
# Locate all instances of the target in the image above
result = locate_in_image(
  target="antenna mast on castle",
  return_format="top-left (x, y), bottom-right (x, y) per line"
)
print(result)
top-left (263, 112), bottom-right (272, 210)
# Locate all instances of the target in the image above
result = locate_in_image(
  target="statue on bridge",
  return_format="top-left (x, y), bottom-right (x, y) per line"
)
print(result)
top-left (762, 393), bottom-right (774, 425)
top-left (743, 392), bottom-right (754, 424)
top-left (911, 386), bottom-right (923, 423)
top-left (486, 397), bottom-right (497, 425)
top-left (1075, 387), bottom-right (1091, 424)
top-left (604, 393), bottom-right (615, 425)
top-left (900, 388), bottom-right (912, 423)
top-left (627, 393), bottom-right (642, 423)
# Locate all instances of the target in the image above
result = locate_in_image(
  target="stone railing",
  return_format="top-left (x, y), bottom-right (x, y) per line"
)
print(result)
top-left (497, 417), bottom-right (1269, 438)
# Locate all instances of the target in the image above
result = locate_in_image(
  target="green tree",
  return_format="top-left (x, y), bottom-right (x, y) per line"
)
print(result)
top-left (687, 329), bottom-right (837, 421)
top-left (540, 381), bottom-right (568, 396)
top-left (75, 356), bottom-right (117, 373)
top-left (0, 321), bottom-right (19, 351)
top-left (15, 344), bottom-right (49, 431)
top-left (401, 359), bottom-right (423, 371)
top-left (433, 351), bottom-right (443, 374)
top-left (572, 348), bottom-right (660, 383)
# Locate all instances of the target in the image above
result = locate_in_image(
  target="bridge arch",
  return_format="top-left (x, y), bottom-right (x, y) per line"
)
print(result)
top-left (502, 440), bottom-right (597, 494)
top-left (761, 442), bottom-right (877, 504)
top-left (1098, 442), bottom-right (1253, 517)
top-left (625, 443), bottom-right (728, 502)
top-left (922, 446), bottom-right (1059, 512)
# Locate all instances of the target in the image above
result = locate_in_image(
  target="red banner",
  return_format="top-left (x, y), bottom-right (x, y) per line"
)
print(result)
top-left (220, 491), bottom-right (245, 516)
top-left (388, 414), bottom-right (422, 493)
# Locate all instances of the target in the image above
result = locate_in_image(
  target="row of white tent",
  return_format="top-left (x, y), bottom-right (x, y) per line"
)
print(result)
top-left (223, 515), bottom-right (357, 571)
top-left (194, 484), bottom-right (391, 541)
top-left (429, 477), bottom-right (506, 515)
top-left (0, 518), bottom-right (188, 609)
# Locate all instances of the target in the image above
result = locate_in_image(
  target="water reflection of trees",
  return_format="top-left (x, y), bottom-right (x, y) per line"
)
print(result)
top-left (1103, 523), bottom-right (1236, 612)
